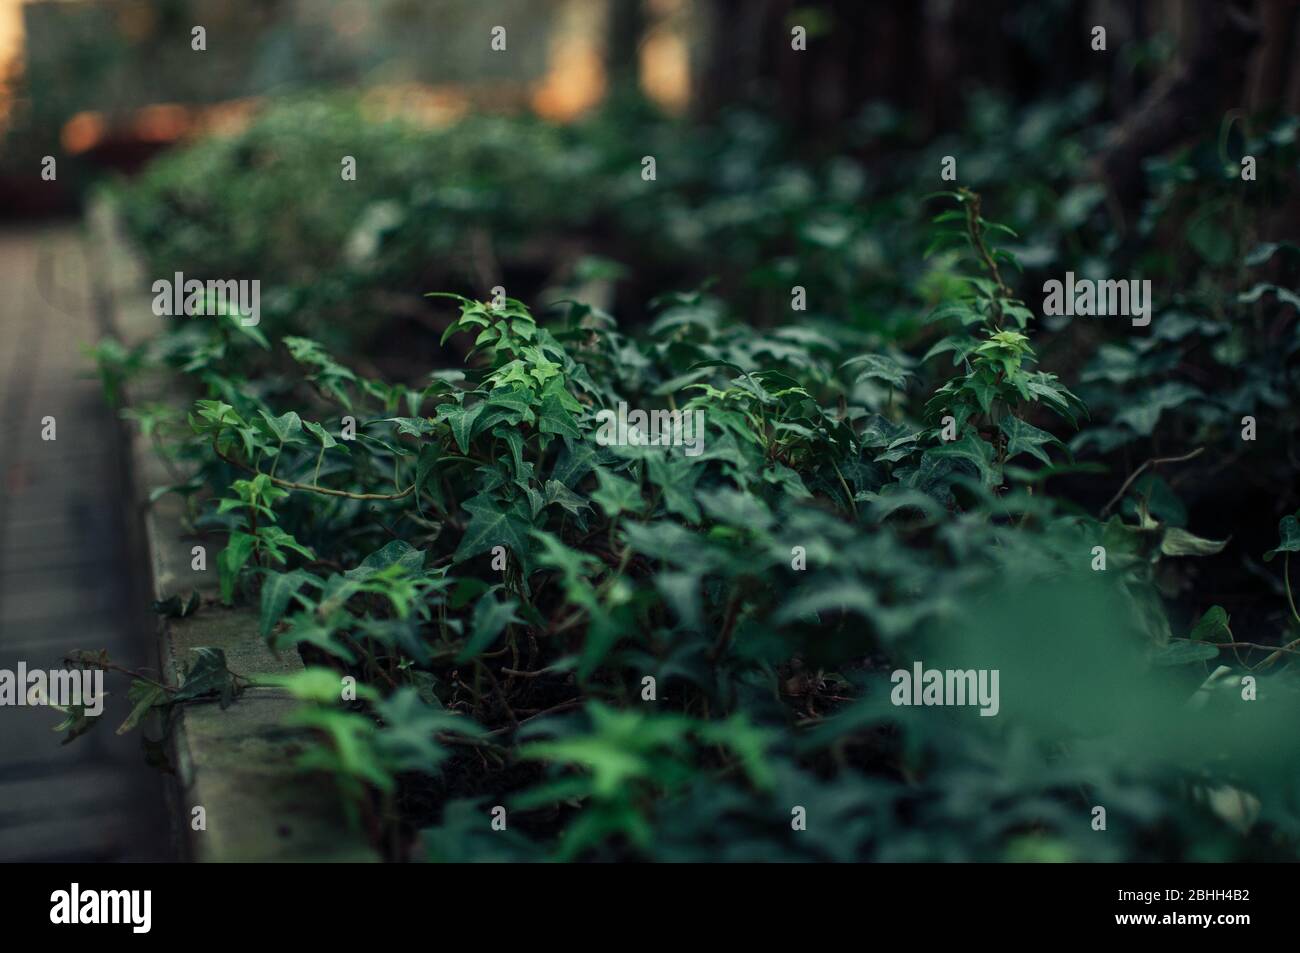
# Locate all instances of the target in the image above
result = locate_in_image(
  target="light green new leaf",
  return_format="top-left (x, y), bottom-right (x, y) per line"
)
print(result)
top-left (303, 419), bottom-right (339, 449)
top-left (218, 531), bottom-right (257, 605)
top-left (258, 409), bottom-right (308, 446)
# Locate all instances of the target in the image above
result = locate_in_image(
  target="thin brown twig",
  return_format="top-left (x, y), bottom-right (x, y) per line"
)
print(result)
top-left (488, 699), bottom-right (583, 736)
top-left (63, 653), bottom-right (177, 693)
top-left (501, 666), bottom-right (560, 679)
top-left (476, 660), bottom-right (518, 731)
top-left (1100, 446), bottom-right (1205, 517)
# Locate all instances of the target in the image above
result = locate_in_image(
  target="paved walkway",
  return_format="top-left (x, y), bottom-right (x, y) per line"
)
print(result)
top-left (0, 223), bottom-right (170, 861)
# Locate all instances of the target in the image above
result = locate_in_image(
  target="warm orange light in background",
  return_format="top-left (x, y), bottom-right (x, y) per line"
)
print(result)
top-left (642, 0), bottom-right (690, 114)
top-left (130, 103), bottom-right (189, 142)
top-left (61, 98), bottom-right (264, 153)
top-left (192, 96), bottom-right (260, 136)
top-left (531, 0), bottom-right (606, 121)
top-left (532, 39), bottom-right (605, 121)
top-left (0, 0), bottom-right (19, 65)
top-left (7, 0), bottom-right (696, 152)
top-left (60, 109), bottom-right (105, 154)
top-left (642, 34), bottom-right (689, 113)
top-left (0, 0), bottom-right (24, 130)
top-left (531, 0), bottom-right (691, 121)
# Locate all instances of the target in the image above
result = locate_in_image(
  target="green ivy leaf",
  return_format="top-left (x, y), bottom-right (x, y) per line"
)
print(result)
top-left (923, 432), bottom-right (999, 487)
top-left (1115, 383), bottom-right (1200, 436)
top-left (543, 479), bottom-right (591, 517)
top-left (117, 680), bottom-right (168, 735)
top-left (646, 456), bottom-right (702, 523)
top-left (1264, 514), bottom-right (1300, 561)
top-left (303, 419), bottom-right (339, 449)
top-left (173, 647), bottom-right (236, 704)
top-left (346, 540), bottom-right (428, 580)
top-left (696, 486), bottom-right (773, 531)
top-left (372, 688), bottom-right (485, 774)
top-left (1189, 606), bottom-right (1232, 644)
top-left (453, 495), bottom-right (534, 569)
top-left (1151, 641), bottom-right (1220, 666)
top-left (841, 354), bottom-right (910, 390)
top-left (591, 468), bottom-right (643, 518)
top-left (1000, 416), bottom-right (1064, 466)
top-left (217, 531), bottom-right (257, 605)
top-left (436, 402), bottom-right (484, 455)
top-left (1187, 202), bottom-right (1235, 267)
top-left (538, 390), bottom-right (581, 440)
top-left (275, 666), bottom-right (376, 704)
top-left (260, 568), bottom-right (315, 637)
top-left (384, 416), bottom-right (436, 438)
top-left (276, 611), bottom-right (357, 663)
top-left (258, 409), bottom-right (308, 446)
top-left (1160, 527), bottom-right (1228, 558)
top-left (458, 592), bottom-right (520, 661)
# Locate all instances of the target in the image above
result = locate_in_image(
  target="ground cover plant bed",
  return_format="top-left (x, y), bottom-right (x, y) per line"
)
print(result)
top-left (89, 159), bottom-right (1300, 861)
top-left (6, 1), bottom-right (1300, 880)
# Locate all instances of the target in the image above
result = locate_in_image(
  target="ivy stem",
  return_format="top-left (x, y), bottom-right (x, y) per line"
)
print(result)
top-left (214, 443), bottom-right (415, 501)
top-left (63, 655), bottom-right (177, 694)
top-left (1285, 552), bottom-right (1300, 627)
top-left (961, 189), bottom-right (1009, 325)
top-left (830, 458), bottom-right (858, 519)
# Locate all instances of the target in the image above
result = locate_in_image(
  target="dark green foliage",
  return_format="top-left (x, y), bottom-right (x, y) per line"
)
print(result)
top-left (94, 96), bottom-right (1300, 862)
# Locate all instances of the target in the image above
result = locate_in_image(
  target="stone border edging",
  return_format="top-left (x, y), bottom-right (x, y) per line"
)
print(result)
top-left (85, 195), bottom-right (377, 862)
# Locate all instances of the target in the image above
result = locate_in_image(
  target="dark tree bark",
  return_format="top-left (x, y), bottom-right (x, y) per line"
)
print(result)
top-left (1095, 0), bottom-right (1261, 209)
top-left (692, 0), bottom-right (925, 141)
top-left (692, 0), bottom-right (776, 120)
top-left (1248, 0), bottom-right (1300, 112)
top-left (606, 0), bottom-right (647, 93)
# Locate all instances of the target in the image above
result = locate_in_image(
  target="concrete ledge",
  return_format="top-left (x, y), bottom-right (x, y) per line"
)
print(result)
top-left (87, 195), bottom-right (377, 862)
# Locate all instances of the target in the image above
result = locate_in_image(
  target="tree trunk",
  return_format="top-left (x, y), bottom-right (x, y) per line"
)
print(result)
top-left (606, 0), bottom-right (647, 94)
top-left (1095, 0), bottom-right (1260, 210)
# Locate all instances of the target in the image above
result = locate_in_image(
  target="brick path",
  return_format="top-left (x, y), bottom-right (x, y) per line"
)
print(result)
top-left (0, 223), bottom-right (170, 861)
